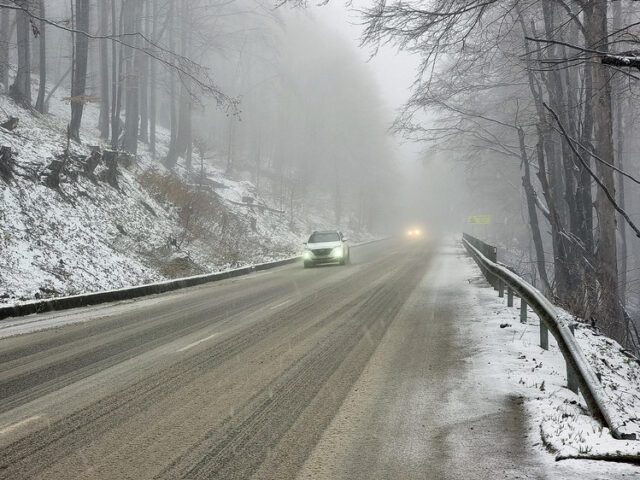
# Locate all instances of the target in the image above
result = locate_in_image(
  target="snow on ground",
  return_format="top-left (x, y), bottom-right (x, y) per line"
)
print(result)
top-left (456, 241), bottom-right (640, 464)
top-left (0, 80), bottom-right (375, 306)
top-left (1, 94), bottom-right (166, 303)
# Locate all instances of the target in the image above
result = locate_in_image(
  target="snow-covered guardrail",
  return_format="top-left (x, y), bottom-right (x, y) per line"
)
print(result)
top-left (0, 237), bottom-right (389, 322)
top-left (462, 235), bottom-right (637, 441)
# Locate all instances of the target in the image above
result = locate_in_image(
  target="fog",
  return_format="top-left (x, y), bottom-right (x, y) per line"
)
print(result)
top-left (2, 0), bottom-right (639, 347)
top-left (2, 3), bottom-right (640, 474)
top-left (1, 0), bottom-right (468, 235)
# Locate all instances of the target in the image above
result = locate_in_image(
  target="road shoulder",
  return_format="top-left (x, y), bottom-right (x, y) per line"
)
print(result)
top-left (296, 244), bottom-right (638, 479)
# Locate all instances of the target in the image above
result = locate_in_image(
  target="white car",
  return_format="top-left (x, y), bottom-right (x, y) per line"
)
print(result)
top-left (302, 230), bottom-right (350, 268)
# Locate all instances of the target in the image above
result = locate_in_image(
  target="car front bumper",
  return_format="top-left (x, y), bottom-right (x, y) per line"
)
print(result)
top-left (307, 256), bottom-right (341, 264)
top-left (304, 248), bottom-right (347, 264)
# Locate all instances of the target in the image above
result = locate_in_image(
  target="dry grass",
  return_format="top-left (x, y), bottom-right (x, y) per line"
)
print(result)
top-left (138, 167), bottom-right (248, 264)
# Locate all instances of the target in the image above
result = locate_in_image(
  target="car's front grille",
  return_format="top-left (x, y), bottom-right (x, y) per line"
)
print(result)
top-left (312, 248), bottom-right (333, 257)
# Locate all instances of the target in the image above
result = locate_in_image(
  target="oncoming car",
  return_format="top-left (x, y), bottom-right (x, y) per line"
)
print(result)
top-left (406, 227), bottom-right (423, 238)
top-left (302, 230), bottom-right (350, 268)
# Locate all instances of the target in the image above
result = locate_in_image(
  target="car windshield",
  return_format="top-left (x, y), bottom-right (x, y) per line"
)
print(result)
top-left (308, 232), bottom-right (340, 243)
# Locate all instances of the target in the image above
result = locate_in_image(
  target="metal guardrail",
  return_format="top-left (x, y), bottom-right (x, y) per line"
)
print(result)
top-left (462, 234), bottom-right (636, 441)
top-left (462, 232), bottom-right (497, 263)
top-left (462, 233), bottom-right (498, 289)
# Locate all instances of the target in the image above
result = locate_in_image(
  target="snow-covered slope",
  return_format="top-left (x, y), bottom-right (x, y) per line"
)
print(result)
top-left (458, 244), bottom-right (640, 461)
top-left (0, 89), bottom-right (373, 305)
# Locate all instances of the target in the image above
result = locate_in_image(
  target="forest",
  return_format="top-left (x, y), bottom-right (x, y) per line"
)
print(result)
top-left (348, 0), bottom-right (640, 354)
top-left (0, 0), bottom-right (396, 232)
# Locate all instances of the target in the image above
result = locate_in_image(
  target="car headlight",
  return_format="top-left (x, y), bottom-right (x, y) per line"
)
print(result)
top-left (332, 247), bottom-right (344, 258)
top-left (303, 250), bottom-right (312, 260)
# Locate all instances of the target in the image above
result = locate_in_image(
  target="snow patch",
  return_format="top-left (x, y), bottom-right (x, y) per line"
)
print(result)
top-left (457, 242), bottom-right (640, 461)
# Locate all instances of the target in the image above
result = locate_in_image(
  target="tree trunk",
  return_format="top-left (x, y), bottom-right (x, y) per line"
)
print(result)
top-left (518, 127), bottom-right (551, 294)
top-left (519, 11), bottom-right (571, 303)
top-left (174, 0), bottom-right (192, 165)
top-left (579, 64), bottom-right (595, 257)
top-left (616, 102), bottom-right (627, 308)
top-left (34, 0), bottom-right (46, 113)
top-left (98, 0), bottom-right (110, 139)
top-left (111, 0), bottom-right (122, 150)
top-left (69, 0), bottom-right (90, 142)
top-left (583, 1), bottom-right (623, 341)
top-left (164, 1), bottom-right (179, 168)
top-left (0, 8), bottom-right (9, 91)
top-left (138, 0), bottom-right (150, 143)
top-left (612, 0), bottom-right (627, 308)
top-left (540, 0), bottom-right (586, 304)
top-left (123, 0), bottom-right (141, 154)
top-left (149, 0), bottom-right (158, 156)
top-left (10, 6), bottom-right (31, 108)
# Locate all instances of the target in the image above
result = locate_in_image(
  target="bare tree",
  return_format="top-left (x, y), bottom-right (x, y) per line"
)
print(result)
top-left (138, 0), bottom-right (150, 143)
top-left (122, 0), bottom-right (142, 154)
top-left (68, 0), bottom-right (90, 142)
top-left (10, 0), bottom-right (31, 108)
top-left (164, 0), bottom-right (178, 168)
top-left (580, 0), bottom-right (623, 337)
top-left (34, 0), bottom-right (44, 113)
top-left (98, 0), bottom-right (110, 139)
top-left (355, 0), bottom-right (638, 343)
top-left (111, 0), bottom-right (121, 149)
top-left (148, 0), bottom-right (158, 155)
top-left (0, 7), bottom-right (9, 91)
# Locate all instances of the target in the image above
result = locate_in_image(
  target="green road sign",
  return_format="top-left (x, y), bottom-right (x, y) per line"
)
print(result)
top-left (467, 215), bottom-right (491, 225)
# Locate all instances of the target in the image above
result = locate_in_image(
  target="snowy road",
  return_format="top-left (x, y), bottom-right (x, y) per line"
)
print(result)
top-left (0, 240), bottom-right (633, 479)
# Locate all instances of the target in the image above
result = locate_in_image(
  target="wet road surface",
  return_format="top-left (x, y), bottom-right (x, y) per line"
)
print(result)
top-left (0, 239), bottom-right (616, 479)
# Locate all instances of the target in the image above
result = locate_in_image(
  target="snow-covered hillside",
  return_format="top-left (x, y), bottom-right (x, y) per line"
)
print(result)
top-left (0, 89), bottom-right (373, 306)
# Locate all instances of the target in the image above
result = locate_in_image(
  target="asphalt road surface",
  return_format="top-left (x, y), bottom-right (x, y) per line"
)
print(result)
top-left (0, 239), bottom-right (624, 479)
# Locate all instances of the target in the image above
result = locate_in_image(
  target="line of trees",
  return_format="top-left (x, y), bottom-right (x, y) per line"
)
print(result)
top-left (354, 0), bottom-right (640, 349)
top-left (0, 0), bottom-right (397, 234)
top-left (0, 0), bottom-right (235, 159)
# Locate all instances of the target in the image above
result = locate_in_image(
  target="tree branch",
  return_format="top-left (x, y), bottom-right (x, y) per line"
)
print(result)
top-left (544, 102), bottom-right (640, 239)
top-left (0, 1), bottom-right (238, 112)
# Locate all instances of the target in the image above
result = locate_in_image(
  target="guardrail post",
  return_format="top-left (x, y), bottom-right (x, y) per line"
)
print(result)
top-left (520, 298), bottom-right (527, 323)
top-left (498, 279), bottom-right (504, 298)
top-left (540, 322), bottom-right (549, 350)
top-left (507, 287), bottom-right (513, 307)
top-left (566, 324), bottom-right (579, 394)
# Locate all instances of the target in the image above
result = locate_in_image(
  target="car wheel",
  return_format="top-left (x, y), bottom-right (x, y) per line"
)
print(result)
top-left (303, 261), bottom-right (312, 268)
